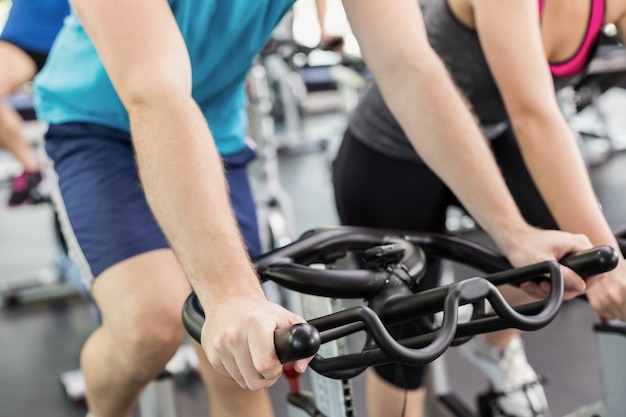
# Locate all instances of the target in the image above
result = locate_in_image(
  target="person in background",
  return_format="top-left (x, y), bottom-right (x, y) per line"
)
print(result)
top-left (33, 0), bottom-right (597, 416)
top-left (314, 0), bottom-right (345, 52)
top-left (332, 0), bottom-right (626, 415)
top-left (0, 0), bottom-right (69, 207)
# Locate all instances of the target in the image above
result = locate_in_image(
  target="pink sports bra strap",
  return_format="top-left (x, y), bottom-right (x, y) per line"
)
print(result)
top-left (540, 0), bottom-right (605, 77)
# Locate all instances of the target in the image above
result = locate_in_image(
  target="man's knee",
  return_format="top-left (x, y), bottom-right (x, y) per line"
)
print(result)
top-left (102, 306), bottom-right (188, 380)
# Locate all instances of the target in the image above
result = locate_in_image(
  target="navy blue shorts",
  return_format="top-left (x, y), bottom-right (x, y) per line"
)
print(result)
top-left (45, 122), bottom-right (261, 278)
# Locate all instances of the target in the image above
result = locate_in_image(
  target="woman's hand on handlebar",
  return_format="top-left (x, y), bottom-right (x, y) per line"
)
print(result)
top-left (586, 260), bottom-right (626, 321)
top-left (200, 294), bottom-right (311, 391)
top-left (501, 228), bottom-right (593, 299)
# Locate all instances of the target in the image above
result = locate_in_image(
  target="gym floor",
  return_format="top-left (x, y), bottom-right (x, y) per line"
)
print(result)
top-left (1, 89), bottom-right (625, 417)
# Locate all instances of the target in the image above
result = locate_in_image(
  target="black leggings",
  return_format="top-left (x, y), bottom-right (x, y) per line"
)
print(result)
top-left (331, 127), bottom-right (556, 389)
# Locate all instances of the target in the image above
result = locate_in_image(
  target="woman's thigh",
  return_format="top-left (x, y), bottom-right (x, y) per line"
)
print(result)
top-left (332, 128), bottom-right (453, 232)
top-left (491, 128), bottom-right (557, 230)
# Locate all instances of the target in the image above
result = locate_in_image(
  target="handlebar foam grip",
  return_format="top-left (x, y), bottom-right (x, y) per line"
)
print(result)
top-left (274, 323), bottom-right (321, 364)
top-left (560, 245), bottom-right (619, 279)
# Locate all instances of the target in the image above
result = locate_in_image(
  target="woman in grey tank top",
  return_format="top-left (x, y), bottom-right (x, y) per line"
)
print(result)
top-left (333, 0), bottom-right (626, 416)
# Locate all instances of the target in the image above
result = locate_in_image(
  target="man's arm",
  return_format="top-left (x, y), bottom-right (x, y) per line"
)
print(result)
top-left (341, 0), bottom-right (591, 294)
top-left (72, 0), bottom-right (308, 390)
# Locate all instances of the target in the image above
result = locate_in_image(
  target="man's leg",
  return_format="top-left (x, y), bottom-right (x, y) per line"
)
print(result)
top-left (46, 125), bottom-right (275, 416)
top-left (192, 146), bottom-right (274, 417)
top-left (81, 249), bottom-right (192, 417)
top-left (81, 248), bottom-right (276, 417)
top-left (192, 341), bottom-right (274, 417)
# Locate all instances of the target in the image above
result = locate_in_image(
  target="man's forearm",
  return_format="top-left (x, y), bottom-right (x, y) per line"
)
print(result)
top-left (129, 94), bottom-right (265, 304)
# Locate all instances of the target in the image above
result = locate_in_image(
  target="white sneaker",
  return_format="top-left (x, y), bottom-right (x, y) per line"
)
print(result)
top-left (458, 335), bottom-right (551, 417)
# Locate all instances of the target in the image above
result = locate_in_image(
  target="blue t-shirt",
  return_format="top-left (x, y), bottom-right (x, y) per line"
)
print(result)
top-left (0, 0), bottom-right (70, 53)
top-left (34, 0), bottom-right (294, 155)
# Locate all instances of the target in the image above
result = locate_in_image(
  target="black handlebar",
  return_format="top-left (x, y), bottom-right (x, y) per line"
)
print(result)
top-left (560, 246), bottom-right (620, 279)
top-left (183, 226), bottom-right (621, 379)
top-left (182, 295), bottom-right (321, 364)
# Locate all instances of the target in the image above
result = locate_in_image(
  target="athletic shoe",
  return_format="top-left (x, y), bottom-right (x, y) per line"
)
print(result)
top-left (458, 334), bottom-right (552, 417)
top-left (8, 170), bottom-right (49, 207)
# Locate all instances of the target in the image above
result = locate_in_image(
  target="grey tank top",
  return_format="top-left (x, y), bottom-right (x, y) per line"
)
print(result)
top-left (348, 0), bottom-right (514, 164)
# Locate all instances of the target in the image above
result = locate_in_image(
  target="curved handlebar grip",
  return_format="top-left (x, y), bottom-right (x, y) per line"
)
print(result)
top-left (274, 323), bottom-right (321, 363)
top-left (182, 293), bottom-right (321, 364)
top-left (560, 245), bottom-right (619, 279)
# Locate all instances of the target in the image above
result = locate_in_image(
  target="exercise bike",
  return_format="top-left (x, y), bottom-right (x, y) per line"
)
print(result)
top-left (183, 225), bottom-right (619, 417)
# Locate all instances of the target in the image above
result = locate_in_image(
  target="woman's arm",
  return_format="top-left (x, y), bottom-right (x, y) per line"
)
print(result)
top-left (341, 0), bottom-right (591, 295)
top-left (472, 0), bottom-right (626, 315)
top-left (585, 8), bottom-right (626, 320)
top-left (617, 10), bottom-right (626, 45)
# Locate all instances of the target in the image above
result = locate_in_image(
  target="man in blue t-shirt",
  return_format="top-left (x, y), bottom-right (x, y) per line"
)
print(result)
top-left (33, 1), bottom-right (599, 416)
